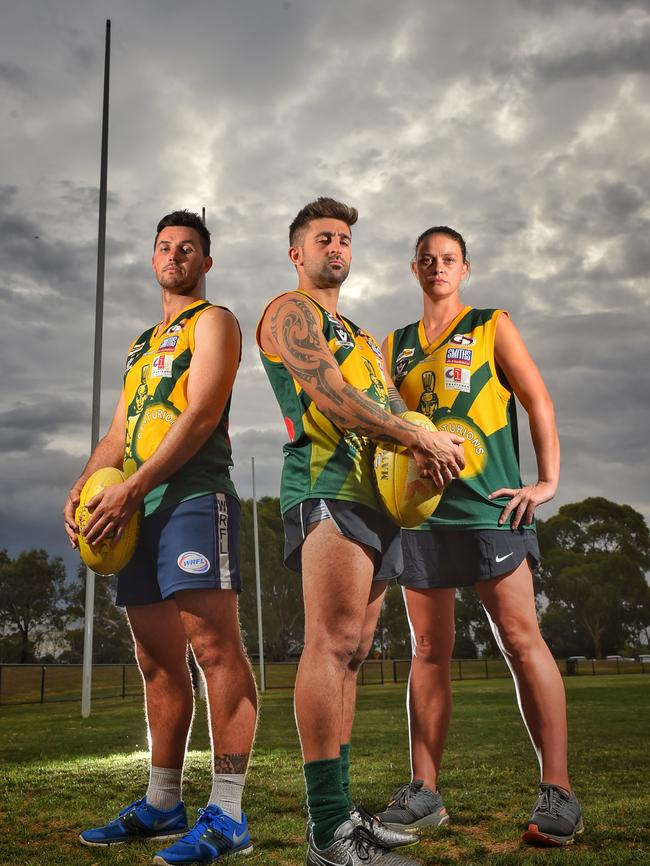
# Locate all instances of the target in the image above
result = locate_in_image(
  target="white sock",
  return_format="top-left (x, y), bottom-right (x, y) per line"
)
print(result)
top-left (146, 765), bottom-right (183, 811)
top-left (208, 774), bottom-right (245, 822)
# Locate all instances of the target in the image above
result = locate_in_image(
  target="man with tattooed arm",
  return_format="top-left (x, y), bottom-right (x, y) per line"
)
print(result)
top-left (256, 197), bottom-right (465, 866)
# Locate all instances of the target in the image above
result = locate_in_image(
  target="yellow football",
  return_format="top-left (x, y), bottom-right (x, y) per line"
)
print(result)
top-left (75, 467), bottom-right (141, 575)
top-left (373, 411), bottom-right (443, 528)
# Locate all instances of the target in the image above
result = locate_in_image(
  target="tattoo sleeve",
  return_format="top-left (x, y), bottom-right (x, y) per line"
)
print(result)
top-left (213, 752), bottom-right (250, 774)
top-left (387, 385), bottom-right (408, 415)
top-left (268, 296), bottom-right (417, 447)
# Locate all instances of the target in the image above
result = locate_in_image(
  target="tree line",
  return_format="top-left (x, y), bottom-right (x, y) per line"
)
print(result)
top-left (1, 497), bottom-right (649, 665)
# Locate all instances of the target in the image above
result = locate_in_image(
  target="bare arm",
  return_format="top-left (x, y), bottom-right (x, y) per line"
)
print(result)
top-left (82, 307), bottom-right (241, 545)
top-left (260, 293), bottom-right (464, 487)
top-left (489, 313), bottom-right (560, 528)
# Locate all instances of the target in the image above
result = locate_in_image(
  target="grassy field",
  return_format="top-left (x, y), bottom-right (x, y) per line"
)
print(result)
top-left (1, 676), bottom-right (648, 865)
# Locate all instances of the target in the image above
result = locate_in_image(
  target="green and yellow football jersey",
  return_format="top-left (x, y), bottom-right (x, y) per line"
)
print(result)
top-left (257, 290), bottom-right (390, 514)
top-left (385, 306), bottom-right (529, 531)
top-left (122, 298), bottom-right (237, 516)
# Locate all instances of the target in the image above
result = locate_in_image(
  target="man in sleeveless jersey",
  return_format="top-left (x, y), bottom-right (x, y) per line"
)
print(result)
top-left (64, 211), bottom-right (257, 864)
top-left (257, 197), bottom-right (466, 866)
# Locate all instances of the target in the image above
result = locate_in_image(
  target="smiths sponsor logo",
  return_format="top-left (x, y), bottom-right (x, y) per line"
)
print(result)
top-left (177, 551), bottom-right (210, 574)
top-left (445, 347), bottom-right (472, 367)
top-left (450, 333), bottom-right (475, 346)
top-left (158, 335), bottom-right (179, 354)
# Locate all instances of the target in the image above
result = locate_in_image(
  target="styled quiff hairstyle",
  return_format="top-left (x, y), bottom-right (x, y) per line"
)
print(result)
top-left (289, 197), bottom-right (358, 246)
top-left (155, 210), bottom-right (211, 256)
top-left (414, 225), bottom-right (469, 264)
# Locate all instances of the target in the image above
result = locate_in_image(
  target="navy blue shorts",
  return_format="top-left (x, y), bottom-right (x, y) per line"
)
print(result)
top-left (116, 492), bottom-right (242, 606)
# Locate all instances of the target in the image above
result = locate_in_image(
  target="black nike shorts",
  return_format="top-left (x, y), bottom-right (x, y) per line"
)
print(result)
top-left (398, 528), bottom-right (540, 589)
top-left (283, 497), bottom-right (403, 581)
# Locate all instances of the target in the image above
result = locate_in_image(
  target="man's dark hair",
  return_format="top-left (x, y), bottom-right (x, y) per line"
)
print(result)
top-left (289, 197), bottom-right (358, 246)
top-left (155, 210), bottom-right (211, 256)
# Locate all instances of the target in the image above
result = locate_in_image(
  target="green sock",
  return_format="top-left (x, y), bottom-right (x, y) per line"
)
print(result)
top-left (304, 757), bottom-right (350, 850)
top-left (340, 743), bottom-right (354, 810)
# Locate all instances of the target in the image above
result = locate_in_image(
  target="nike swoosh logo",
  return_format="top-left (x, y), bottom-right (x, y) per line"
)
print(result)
top-left (232, 829), bottom-right (249, 845)
top-left (495, 552), bottom-right (514, 563)
top-left (151, 816), bottom-right (184, 830)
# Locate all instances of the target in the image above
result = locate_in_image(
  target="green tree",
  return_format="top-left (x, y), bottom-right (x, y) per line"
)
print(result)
top-left (0, 549), bottom-right (67, 662)
top-left (238, 497), bottom-right (304, 661)
top-left (537, 497), bottom-right (650, 658)
top-left (62, 563), bottom-right (134, 664)
top-left (376, 583), bottom-right (410, 659)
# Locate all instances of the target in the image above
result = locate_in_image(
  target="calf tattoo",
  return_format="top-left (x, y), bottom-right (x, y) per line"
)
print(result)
top-left (214, 752), bottom-right (250, 774)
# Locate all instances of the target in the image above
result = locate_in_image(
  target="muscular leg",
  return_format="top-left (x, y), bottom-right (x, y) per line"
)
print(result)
top-left (175, 588), bottom-right (257, 768)
top-left (127, 600), bottom-right (194, 770)
top-left (476, 559), bottom-right (571, 790)
top-left (403, 587), bottom-right (456, 791)
top-left (294, 519), bottom-right (377, 762)
top-left (341, 580), bottom-right (388, 746)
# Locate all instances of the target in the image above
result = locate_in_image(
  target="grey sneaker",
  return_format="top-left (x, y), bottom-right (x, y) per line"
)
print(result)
top-left (350, 806), bottom-right (417, 849)
top-left (306, 819), bottom-right (420, 866)
top-left (376, 780), bottom-right (449, 830)
top-left (522, 783), bottom-right (584, 846)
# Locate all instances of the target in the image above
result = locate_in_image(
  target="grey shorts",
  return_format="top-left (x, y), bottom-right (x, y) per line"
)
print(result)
top-left (398, 527), bottom-right (540, 589)
top-left (283, 498), bottom-right (403, 581)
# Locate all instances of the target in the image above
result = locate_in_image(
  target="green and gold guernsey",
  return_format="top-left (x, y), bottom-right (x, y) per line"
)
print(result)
top-left (385, 306), bottom-right (530, 531)
top-left (257, 290), bottom-right (390, 514)
top-left (122, 298), bottom-right (238, 516)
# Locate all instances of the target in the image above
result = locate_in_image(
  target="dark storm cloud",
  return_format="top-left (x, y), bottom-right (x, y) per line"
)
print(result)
top-left (2, 0), bottom-right (650, 568)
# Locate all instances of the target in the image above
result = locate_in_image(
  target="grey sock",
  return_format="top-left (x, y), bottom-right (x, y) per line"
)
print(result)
top-left (146, 765), bottom-right (183, 811)
top-left (208, 774), bottom-right (245, 822)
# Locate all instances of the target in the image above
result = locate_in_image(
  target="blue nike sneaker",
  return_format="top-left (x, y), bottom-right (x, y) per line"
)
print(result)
top-left (79, 797), bottom-right (188, 847)
top-left (153, 805), bottom-right (253, 864)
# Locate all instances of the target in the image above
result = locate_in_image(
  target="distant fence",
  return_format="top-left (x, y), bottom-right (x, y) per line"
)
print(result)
top-left (1, 657), bottom-right (648, 707)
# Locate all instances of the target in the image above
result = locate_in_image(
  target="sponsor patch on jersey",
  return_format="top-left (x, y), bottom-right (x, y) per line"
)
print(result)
top-left (177, 551), bottom-right (211, 574)
top-left (150, 354), bottom-right (173, 378)
top-left (158, 335), bottom-right (179, 353)
top-left (445, 347), bottom-right (472, 366)
top-left (449, 333), bottom-right (476, 346)
top-left (444, 366), bottom-right (470, 392)
top-left (365, 334), bottom-right (384, 360)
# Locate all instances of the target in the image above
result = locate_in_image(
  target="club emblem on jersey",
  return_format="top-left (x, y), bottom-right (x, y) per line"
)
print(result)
top-left (363, 358), bottom-right (387, 405)
top-left (416, 370), bottom-right (439, 419)
top-left (395, 347), bottom-right (415, 379)
top-left (449, 333), bottom-right (476, 346)
top-left (125, 342), bottom-right (146, 372)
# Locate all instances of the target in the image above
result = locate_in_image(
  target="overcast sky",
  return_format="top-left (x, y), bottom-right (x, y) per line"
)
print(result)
top-left (2, 0), bottom-right (649, 579)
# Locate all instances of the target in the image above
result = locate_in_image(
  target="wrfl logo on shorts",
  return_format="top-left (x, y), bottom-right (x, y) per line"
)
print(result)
top-left (177, 551), bottom-right (211, 574)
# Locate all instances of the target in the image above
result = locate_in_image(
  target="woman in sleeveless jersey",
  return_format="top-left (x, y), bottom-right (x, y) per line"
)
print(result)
top-left (376, 227), bottom-right (582, 847)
